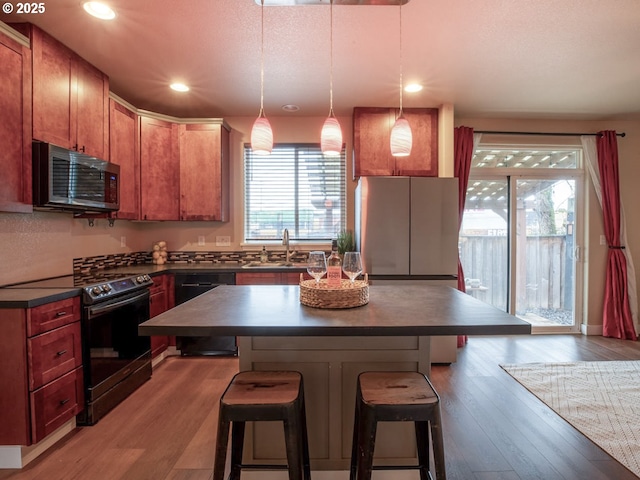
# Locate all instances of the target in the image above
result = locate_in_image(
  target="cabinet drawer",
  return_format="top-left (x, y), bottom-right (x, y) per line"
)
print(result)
top-left (28, 297), bottom-right (81, 336)
top-left (28, 322), bottom-right (82, 390)
top-left (30, 366), bottom-right (84, 443)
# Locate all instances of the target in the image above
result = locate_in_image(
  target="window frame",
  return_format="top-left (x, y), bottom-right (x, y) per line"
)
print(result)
top-left (243, 143), bottom-right (346, 243)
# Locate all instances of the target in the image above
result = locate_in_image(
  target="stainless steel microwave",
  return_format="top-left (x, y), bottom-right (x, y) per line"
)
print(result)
top-left (32, 142), bottom-right (120, 213)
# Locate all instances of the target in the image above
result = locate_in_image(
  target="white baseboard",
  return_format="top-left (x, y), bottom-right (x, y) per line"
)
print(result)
top-left (0, 419), bottom-right (75, 469)
top-left (581, 323), bottom-right (604, 336)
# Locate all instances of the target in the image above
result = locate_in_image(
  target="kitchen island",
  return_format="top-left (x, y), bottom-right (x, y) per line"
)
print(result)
top-left (139, 284), bottom-right (531, 471)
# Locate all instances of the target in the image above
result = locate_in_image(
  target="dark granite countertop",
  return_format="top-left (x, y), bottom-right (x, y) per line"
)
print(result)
top-left (0, 262), bottom-right (307, 308)
top-left (0, 287), bottom-right (81, 308)
top-left (139, 284), bottom-right (532, 337)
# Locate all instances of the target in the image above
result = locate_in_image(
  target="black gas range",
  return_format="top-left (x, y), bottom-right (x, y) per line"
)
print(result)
top-left (11, 272), bottom-right (155, 425)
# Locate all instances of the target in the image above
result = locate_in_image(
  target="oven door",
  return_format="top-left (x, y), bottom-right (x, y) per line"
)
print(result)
top-left (79, 289), bottom-right (151, 424)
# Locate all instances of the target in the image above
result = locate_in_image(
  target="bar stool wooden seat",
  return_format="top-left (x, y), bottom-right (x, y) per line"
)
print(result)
top-left (213, 370), bottom-right (311, 480)
top-left (350, 371), bottom-right (446, 480)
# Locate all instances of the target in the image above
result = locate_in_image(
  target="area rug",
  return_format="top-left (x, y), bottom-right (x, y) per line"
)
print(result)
top-left (501, 361), bottom-right (640, 477)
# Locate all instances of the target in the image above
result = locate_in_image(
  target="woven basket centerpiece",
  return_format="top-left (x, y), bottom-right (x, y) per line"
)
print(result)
top-left (299, 275), bottom-right (369, 309)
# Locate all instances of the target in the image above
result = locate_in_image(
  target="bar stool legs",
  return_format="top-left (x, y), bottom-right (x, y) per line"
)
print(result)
top-left (213, 370), bottom-right (311, 480)
top-left (350, 371), bottom-right (446, 480)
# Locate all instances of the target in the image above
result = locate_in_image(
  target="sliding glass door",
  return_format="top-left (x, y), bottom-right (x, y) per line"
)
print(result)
top-left (459, 147), bottom-right (583, 333)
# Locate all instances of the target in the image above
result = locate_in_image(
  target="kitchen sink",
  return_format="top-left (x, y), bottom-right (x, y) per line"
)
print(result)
top-left (242, 261), bottom-right (296, 269)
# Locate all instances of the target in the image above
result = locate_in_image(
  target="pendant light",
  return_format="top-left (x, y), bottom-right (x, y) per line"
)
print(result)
top-left (250, 0), bottom-right (273, 155)
top-left (320, 0), bottom-right (343, 157)
top-left (390, 0), bottom-right (412, 157)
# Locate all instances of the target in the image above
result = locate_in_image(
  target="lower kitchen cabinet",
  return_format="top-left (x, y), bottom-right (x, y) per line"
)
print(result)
top-left (236, 271), bottom-right (310, 285)
top-left (149, 273), bottom-right (175, 358)
top-left (0, 297), bottom-right (84, 446)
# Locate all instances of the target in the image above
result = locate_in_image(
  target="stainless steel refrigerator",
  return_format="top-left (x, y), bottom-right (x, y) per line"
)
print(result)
top-left (355, 176), bottom-right (460, 362)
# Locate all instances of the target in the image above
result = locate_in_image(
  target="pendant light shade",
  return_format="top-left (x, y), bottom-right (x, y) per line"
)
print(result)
top-left (390, 1), bottom-right (412, 157)
top-left (390, 115), bottom-right (412, 157)
top-left (321, 114), bottom-right (342, 156)
top-left (321, 0), bottom-right (343, 157)
top-left (251, 113), bottom-right (273, 155)
top-left (251, 0), bottom-right (273, 155)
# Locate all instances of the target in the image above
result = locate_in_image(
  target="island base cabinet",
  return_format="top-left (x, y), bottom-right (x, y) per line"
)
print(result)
top-left (237, 335), bottom-right (430, 470)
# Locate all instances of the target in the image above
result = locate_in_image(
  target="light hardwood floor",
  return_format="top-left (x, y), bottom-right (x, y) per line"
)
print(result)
top-left (2, 334), bottom-right (640, 480)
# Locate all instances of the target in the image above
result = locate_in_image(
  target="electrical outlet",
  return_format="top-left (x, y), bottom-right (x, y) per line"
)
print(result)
top-left (120, 236), bottom-right (126, 247)
top-left (198, 235), bottom-right (205, 246)
top-left (600, 235), bottom-right (606, 246)
top-left (216, 235), bottom-right (231, 247)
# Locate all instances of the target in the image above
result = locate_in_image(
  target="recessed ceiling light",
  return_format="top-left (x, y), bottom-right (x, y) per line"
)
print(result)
top-left (282, 104), bottom-right (300, 112)
top-left (404, 84), bottom-right (423, 93)
top-left (83, 2), bottom-right (116, 20)
top-left (170, 83), bottom-right (190, 92)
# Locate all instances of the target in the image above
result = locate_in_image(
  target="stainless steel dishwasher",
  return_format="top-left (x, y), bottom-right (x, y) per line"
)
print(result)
top-left (174, 272), bottom-right (237, 356)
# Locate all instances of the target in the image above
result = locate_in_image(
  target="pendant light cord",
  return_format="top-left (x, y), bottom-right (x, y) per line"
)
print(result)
top-left (329, 0), bottom-right (335, 116)
top-left (259, 0), bottom-right (266, 117)
top-left (398, 1), bottom-right (403, 116)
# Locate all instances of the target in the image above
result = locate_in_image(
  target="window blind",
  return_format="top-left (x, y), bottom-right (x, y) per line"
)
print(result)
top-left (244, 144), bottom-right (346, 241)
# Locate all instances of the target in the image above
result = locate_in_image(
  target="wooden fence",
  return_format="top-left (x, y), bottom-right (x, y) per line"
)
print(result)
top-left (459, 235), bottom-right (571, 315)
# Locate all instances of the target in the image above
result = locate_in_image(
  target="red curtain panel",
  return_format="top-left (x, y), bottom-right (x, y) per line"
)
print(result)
top-left (596, 131), bottom-right (636, 340)
top-left (454, 126), bottom-right (474, 347)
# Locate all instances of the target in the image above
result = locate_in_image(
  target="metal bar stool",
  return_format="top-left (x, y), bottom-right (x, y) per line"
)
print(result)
top-left (350, 371), bottom-right (446, 480)
top-left (213, 370), bottom-right (311, 480)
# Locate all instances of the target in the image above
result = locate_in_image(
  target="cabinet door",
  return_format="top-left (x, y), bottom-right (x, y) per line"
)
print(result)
top-left (0, 30), bottom-right (32, 213)
top-left (235, 272), bottom-right (282, 285)
top-left (179, 123), bottom-right (230, 221)
top-left (109, 100), bottom-right (139, 219)
top-left (353, 107), bottom-right (439, 178)
top-left (140, 116), bottom-right (180, 220)
top-left (353, 107), bottom-right (394, 177)
top-left (394, 108), bottom-right (438, 177)
top-left (30, 25), bottom-right (109, 159)
top-left (75, 56), bottom-right (109, 158)
top-left (31, 26), bottom-right (75, 149)
top-left (149, 274), bottom-right (173, 358)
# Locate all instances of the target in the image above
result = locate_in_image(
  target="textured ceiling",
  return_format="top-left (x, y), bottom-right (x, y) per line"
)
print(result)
top-left (2, 0), bottom-right (640, 120)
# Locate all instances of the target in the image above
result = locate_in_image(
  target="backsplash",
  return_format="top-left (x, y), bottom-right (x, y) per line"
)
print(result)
top-left (73, 250), bottom-right (310, 274)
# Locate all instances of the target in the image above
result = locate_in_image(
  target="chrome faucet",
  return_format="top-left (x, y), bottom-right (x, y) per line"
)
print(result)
top-left (282, 228), bottom-right (291, 264)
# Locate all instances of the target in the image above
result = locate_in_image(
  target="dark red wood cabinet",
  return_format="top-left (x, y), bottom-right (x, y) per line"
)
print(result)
top-left (353, 107), bottom-right (439, 178)
top-left (109, 100), bottom-right (140, 220)
top-left (0, 297), bottom-right (84, 446)
top-left (139, 116), bottom-right (180, 221)
top-left (149, 273), bottom-right (175, 358)
top-left (0, 29), bottom-right (32, 213)
top-left (27, 25), bottom-right (109, 159)
top-left (179, 123), bottom-right (230, 221)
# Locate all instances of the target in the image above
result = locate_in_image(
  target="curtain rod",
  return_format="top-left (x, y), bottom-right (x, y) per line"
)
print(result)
top-left (475, 130), bottom-right (626, 138)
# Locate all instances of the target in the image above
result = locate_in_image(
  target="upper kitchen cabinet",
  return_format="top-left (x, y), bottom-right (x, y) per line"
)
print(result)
top-left (109, 100), bottom-right (139, 220)
top-left (28, 25), bottom-right (109, 159)
top-left (0, 28), bottom-right (32, 213)
top-left (353, 107), bottom-right (438, 178)
top-left (178, 123), bottom-right (230, 221)
top-left (139, 116), bottom-right (180, 221)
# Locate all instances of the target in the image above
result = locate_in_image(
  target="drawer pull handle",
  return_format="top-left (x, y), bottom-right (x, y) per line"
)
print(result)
top-left (56, 350), bottom-right (67, 356)
top-left (59, 398), bottom-right (70, 406)
top-left (55, 311), bottom-right (67, 317)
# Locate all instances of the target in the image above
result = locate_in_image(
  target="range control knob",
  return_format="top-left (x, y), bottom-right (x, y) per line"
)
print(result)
top-left (91, 286), bottom-right (102, 295)
top-left (102, 284), bottom-right (112, 292)
top-left (136, 276), bottom-right (145, 284)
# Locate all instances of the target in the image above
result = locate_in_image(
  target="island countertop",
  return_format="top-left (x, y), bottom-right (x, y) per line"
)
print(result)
top-left (138, 284), bottom-right (531, 337)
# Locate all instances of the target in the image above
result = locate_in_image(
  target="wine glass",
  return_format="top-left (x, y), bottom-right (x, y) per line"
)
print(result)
top-left (342, 252), bottom-right (363, 284)
top-left (307, 251), bottom-right (327, 284)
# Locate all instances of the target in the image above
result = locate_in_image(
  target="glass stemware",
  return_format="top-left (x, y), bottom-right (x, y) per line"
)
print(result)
top-left (342, 252), bottom-right (363, 283)
top-left (307, 251), bottom-right (327, 284)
